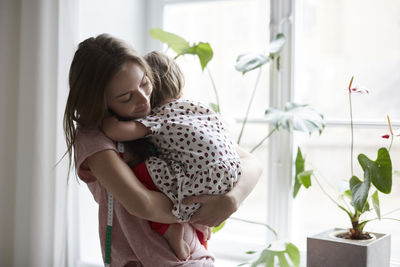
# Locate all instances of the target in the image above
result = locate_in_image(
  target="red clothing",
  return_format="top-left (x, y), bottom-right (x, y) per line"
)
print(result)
top-left (132, 162), bottom-right (208, 249)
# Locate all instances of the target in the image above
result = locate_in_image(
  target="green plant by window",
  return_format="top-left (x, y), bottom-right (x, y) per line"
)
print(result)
top-left (294, 76), bottom-right (400, 240)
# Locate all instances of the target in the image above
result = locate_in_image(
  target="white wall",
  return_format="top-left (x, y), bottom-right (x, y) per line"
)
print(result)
top-left (0, 0), bottom-right (20, 266)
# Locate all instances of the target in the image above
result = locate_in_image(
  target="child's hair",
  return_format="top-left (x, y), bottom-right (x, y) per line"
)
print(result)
top-left (144, 51), bottom-right (185, 107)
top-left (63, 33), bottom-right (154, 174)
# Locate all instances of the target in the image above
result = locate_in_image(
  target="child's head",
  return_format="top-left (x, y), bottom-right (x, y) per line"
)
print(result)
top-left (144, 51), bottom-right (185, 107)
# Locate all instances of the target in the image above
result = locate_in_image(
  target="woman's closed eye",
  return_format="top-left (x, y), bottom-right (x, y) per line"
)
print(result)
top-left (121, 93), bottom-right (133, 103)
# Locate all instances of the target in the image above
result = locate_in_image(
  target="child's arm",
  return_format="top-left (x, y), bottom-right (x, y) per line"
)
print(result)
top-left (102, 115), bottom-right (151, 141)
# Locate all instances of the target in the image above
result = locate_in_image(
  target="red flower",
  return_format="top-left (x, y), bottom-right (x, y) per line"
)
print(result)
top-left (348, 76), bottom-right (369, 94)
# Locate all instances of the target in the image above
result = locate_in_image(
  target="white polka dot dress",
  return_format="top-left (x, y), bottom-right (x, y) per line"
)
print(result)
top-left (136, 99), bottom-right (242, 221)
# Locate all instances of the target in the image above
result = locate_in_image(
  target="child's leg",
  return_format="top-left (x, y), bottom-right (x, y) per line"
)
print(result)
top-left (163, 223), bottom-right (190, 260)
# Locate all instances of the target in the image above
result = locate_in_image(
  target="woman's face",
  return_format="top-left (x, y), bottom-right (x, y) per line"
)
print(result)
top-left (106, 61), bottom-right (152, 119)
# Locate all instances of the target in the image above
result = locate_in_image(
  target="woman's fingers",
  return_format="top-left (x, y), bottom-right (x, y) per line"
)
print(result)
top-left (182, 195), bottom-right (209, 205)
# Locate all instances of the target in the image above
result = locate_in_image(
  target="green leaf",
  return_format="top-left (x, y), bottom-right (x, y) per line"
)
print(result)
top-left (248, 242), bottom-right (300, 267)
top-left (184, 42), bottom-right (213, 70)
top-left (209, 103), bottom-right (220, 114)
top-left (150, 28), bottom-right (213, 70)
top-left (277, 253), bottom-right (290, 267)
top-left (343, 189), bottom-right (352, 199)
top-left (265, 102), bottom-right (325, 135)
top-left (250, 249), bottom-right (273, 267)
top-left (285, 243), bottom-right (300, 267)
top-left (349, 175), bottom-right (371, 212)
top-left (235, 52), bottom-right (269, 74)
top-left (297, 170), bottom-right (313, 188)
top-left (372, 190), bottom-right (381, 219)
top-left (212, 220), bottom-right (226, 234)
top-left (269, 33), bottom-right (286, 58)
top-left (149, 28), bottom-right (190, 54)
top-left (293, 147), bottom-right (305, 198)
top-left (358, 148), bottom-right (392, 194)
top-left (246, 251), bottom-right (257, 255)
top-left (362, 200), bottom-right (370, 213)
top-left (337, 204), bottom-right (354, 220)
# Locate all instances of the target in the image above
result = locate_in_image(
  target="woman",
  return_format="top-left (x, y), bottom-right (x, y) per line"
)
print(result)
top-left (64, 33), bottom-right (262, 266)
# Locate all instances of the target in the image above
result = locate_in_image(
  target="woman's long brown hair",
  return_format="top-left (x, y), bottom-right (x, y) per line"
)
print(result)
top-left (63, 34), bottom-right (153, 177)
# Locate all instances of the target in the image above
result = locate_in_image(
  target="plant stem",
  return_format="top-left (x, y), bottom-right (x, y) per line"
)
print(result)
top-left (389, 135), bottom-right (393, 152)
top-left (249, 126), bottom-right (279, 153)
top-left (230, 216), bottom-right (279, 240)
top-left (349, 92), bottom-right (354, 177)
top-left (312, 174), bottom-right (349, 213)
top-left (237, 68), bottom-right (262, 145)
top-left (206, 66), bottom-right (221, 114)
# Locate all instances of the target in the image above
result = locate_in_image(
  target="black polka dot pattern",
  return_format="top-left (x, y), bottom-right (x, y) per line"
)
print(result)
top-left (138, 99), bottom-right (242, 221)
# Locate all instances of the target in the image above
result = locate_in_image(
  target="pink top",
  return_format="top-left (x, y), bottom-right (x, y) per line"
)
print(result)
top-left (74, 126), bottom-right (215, 267)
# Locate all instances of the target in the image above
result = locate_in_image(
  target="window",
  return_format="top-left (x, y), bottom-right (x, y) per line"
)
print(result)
top-left (70, 0), bottom-right (400, 266)
top-left (161, 0), bottom-right (272, 264)
top-left (292, 0), bottom-right (400, 264)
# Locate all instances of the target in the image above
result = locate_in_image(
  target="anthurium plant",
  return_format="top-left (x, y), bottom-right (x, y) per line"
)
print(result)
top-left (294, 76), bottom-right (399, 240)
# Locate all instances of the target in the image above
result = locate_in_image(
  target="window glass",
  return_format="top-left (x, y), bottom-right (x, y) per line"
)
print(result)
top-left (294, 0), bottom-right (400, 121)
top-left (293, 0), bottom-right (400, 262)
top-left (163, 0), bottom-right (271, 260)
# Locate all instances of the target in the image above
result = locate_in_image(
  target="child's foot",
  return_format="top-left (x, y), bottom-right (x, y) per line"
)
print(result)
top-left (164, 223), bottom-right (190, 260)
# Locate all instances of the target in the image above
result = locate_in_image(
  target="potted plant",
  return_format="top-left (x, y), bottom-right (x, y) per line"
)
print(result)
top-left (294, 76), bottom-right (399, 267)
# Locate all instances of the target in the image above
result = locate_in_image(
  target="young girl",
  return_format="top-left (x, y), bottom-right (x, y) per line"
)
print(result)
top-left (64, 33), bottom-right (262, 266)
top-left (102, 51), bottom-right (242, 259)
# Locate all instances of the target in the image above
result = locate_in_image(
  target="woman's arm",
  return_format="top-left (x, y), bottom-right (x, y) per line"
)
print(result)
top-left (183, 146), bottom-right (262, 226)
top-left (86, 149), bottom-right (179, 223)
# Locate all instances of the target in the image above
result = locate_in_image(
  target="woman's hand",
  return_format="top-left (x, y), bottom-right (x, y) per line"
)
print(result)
top-left (183, 194), bottom-right (238, 227)
top-left (190, 223), bottom-right (212, 241)
top-left (184, 146), bottom-right (262, 227)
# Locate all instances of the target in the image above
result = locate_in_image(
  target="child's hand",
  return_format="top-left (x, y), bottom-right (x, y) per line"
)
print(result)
top-left (102, 115), bottom-right (121, 140)
top-left (191, 223), bottom-right (212, 241)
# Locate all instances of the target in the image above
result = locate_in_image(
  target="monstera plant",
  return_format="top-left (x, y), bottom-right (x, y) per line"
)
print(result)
top-left (150, 28), bottom-right (330, 267)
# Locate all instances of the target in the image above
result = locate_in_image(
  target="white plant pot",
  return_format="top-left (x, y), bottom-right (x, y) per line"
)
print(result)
top-left (307, 228), bottom-right (391, 267)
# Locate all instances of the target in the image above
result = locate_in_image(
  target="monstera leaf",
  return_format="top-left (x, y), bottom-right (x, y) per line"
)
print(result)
top-left (185, 42), bottom-right (213, 70)
top-left (245, 241), bottom-right (300, 267)
top-left (234, 33), bottom-right (286, 74)
top-left (150, 28), bottom-right (190, 54)
top-left (150, 28), bottom-right (213, 70)
top-left (265, 103), bottom-right (325, 135)
top-left (235, 53), bottom-right (270, 74)
top-left (269, 33), bottom-right (286, 58)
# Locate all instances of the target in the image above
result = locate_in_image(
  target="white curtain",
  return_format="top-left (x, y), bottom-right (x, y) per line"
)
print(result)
top-left (0, 0), bottom-right (77, 266)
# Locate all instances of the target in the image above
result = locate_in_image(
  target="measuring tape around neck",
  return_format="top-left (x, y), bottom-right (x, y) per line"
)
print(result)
top-left (104, 142), bottom-right (124, 267)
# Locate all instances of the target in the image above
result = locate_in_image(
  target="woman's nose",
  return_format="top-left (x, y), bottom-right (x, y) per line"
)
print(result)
top-left (135, 88), bottom-right (150, 103)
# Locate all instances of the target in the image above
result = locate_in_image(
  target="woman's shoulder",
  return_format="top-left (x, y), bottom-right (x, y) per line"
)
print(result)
top-left (74, 125), bottom-right (117, 174)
